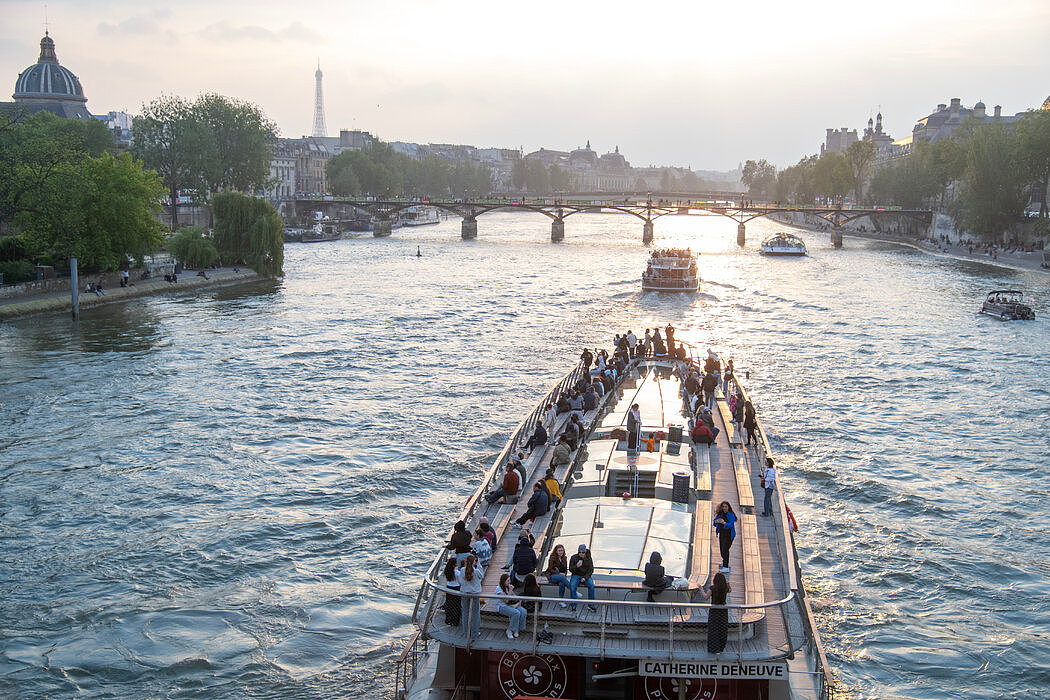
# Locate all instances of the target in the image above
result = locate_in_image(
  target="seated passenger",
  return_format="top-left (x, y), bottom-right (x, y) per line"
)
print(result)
top-left (643, 551), bottom-right (676, 602)
top-left (582, 386), bottom-right (599, 412)
top-left (550, 436), bottom-right (572, 469)
top-left (515, 482), bottom-right (550, 527)
top-left (485, 463), bottom-right (521, 504)
top-left (543, 467), bottom-right (563, 508)
top-left (524, 422), bottom-right (548, 453)
top-left (512, 532), bottom-right (538, 586)
top-left (691, 422), bottom-right (715, 445)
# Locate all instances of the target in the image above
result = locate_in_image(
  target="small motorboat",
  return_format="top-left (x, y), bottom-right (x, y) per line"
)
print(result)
top-left (760, 232), bottom-right (807, 256)
top-left (980, 290), bottom-right (1035, 320)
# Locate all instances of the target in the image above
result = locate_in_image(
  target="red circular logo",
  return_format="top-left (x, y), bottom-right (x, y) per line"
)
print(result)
top-left (496, 651), bottom-right (569, 699)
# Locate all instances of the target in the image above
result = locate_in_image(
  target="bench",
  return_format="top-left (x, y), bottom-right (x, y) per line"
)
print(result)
top-left (716, 397), bottom-right (739, 446)
top-left (731, 448), bottom-right (755, 512)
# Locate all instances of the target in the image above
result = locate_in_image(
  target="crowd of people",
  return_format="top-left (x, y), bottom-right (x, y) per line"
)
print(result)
top-left (440, 329), bottom-right (777, 654)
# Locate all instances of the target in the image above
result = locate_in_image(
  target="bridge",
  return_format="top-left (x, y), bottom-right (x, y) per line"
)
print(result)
top-left (287, 194), bottom-right (933, 247)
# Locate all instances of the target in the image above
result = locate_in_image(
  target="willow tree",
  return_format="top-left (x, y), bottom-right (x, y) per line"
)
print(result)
top-left (211, 192), bottom-right (283, 277)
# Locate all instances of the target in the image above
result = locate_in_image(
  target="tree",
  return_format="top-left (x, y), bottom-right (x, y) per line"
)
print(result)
top-left (844, 140), bottom-right (877, 203)
top-left (1016, 109), bottom-right (1050, 216)
top-left (741, 159), bottom-right (777, 198)
top-left (211, 192), bottom-right (283, 276)
top-left (549, 165), bottom-right (570, 192)
top-left (951, 123), bottom-right (1028, 239)
top-left (194, 93), bottom-right (278, 196)
top-left (132, 95), bottom-right (212, 230)
top-left (168, 226), bottom-right (219, 269)
top-left (524, 159), bottom-right (550, 194)
top-left (813, 152), bottom-right (851, 202)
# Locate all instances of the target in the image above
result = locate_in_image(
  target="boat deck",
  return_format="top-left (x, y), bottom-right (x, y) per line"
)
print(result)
top-left (416, 359), bottom-right (804, 663)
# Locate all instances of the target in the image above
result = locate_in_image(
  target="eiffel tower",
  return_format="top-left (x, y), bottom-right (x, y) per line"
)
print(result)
top-left (312, 60), bottom-right (327, 138)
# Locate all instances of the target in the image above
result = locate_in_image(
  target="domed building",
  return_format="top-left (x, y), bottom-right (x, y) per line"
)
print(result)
top-left (7, 32), bottom-right (93, 120)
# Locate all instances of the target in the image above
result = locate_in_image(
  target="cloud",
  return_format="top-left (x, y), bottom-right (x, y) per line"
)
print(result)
top-left (97, 15), bottom-right (162, 37)
top-left (197, 20), bottom-right (320, 43)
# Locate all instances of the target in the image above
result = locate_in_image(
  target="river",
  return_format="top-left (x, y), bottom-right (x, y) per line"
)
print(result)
top-left (1, 213), bottom-right (1047, 699)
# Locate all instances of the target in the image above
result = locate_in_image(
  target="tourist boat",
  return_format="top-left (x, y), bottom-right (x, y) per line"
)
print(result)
top-left (400, 206), bottom-right (441, 226)
top-left (759, 233), bottom-right (807, 256)
top-left (394, 347), bottom-right (835, 700)
top-left (979, 290), bottom-right (1035, 320)
top-left (300, 222), bottom-right (342, 242)
top-left (641, 249), bottom-right (701, 292)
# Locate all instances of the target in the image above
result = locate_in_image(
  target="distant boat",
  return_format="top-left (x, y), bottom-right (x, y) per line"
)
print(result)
top-left (400, 206), bottom-right (441, 226)
top-left (300, 222), bottom-right (341, 243)
top-left (979, 290), bottom-right (1035, 320)
top-left (641, 248), bottom-right (700, 292)
top-left (760, 232), bottom-right (807, 256)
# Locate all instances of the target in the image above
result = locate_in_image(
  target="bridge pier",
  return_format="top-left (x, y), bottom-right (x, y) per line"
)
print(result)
top-left (643, 220), bottom-right (654, 245)
top-left (551, 217), bottom-right (565, 242)
top-left (461, 216), bottom-right (478, 240)
top-left (373, 218), bottom-right (392, 237)
top-left (831, 227), bottom-right (843, 248)
top-left (737, 223), bottom-right (746, 247)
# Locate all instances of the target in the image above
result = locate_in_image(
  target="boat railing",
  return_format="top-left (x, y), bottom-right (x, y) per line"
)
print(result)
top-left (391, 629), bottom-right (427, 700)
top-left (414, 578), bottom-right (811, 663)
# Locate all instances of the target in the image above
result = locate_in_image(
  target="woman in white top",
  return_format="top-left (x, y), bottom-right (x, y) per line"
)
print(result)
top-left (455, 554), bottom-right (484, 637)
top-left (495, 573), bottom-right (528, 639)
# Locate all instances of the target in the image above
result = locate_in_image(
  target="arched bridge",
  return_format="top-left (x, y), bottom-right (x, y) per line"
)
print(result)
top-left (289, 195), bottom-right (933, 247)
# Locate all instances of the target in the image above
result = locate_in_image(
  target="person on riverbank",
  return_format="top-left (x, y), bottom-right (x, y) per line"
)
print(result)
top-left (714, 501), bottom-right (736, 573)
top-left (543, 543), bottom-right (571, 606)
top-left (762, 458), bottom-right (777, 517)
top-left (703, 572), bottom-right (731, 653)
top-left (495, 573), bottom-right (527, 639)
top-left (455, 554), bottom-right (484, 637)
top-left (569, 544), bottom-right (598, 612)
top-left (442, 559), bottom-right (461, 627)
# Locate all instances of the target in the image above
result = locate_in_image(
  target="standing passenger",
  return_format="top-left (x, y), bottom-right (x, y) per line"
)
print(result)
top-left (743, 401), bottom-right (758, 448)
top-left (626, 403), bottom-right (642, 451)
top-left (442, 559), bottom-right (461, 627)
top-left (446, 520), bottom-right (473, 564)
top-left (703, 572), bottom-right (731, 653)
top-left (713, 502), bottom-right (736, 573)
top-left (762, 458), bottom-right (777, 517)
top-left (456, 554), bottom-right (484, 637)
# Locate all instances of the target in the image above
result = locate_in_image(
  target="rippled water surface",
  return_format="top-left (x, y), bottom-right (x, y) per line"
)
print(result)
top-left (2, 214), bottom-right (1048, 699)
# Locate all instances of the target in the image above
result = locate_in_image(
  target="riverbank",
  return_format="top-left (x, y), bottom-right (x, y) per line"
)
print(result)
top-left (0, 267), bottom-right (264, 321)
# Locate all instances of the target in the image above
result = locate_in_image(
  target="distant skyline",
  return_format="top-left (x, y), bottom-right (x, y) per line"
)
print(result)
top-left (2, 0), bottom-right (1048, 170)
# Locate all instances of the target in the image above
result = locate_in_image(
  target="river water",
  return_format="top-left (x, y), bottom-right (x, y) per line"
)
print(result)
top-left (1, 213), bottom-right (1048, 699)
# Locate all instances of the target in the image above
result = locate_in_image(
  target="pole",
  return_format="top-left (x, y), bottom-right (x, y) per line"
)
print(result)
top-left (70, 258), bottom-right (79, 320)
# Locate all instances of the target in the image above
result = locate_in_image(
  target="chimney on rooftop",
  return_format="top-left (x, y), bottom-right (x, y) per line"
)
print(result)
top-left (994, 105), bottom-right (1002, 119)
top-left (950, 98), bottom-right (961, 113)
top-left (937, 103), bottom-right (947, 111)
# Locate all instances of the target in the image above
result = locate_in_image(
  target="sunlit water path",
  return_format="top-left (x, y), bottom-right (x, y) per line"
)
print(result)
top-left (2, 214), bottom-right (1048, 698)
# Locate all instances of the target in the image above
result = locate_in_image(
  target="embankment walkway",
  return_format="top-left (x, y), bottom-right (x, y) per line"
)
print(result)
top-left (0, 268), bottom-right (264, 321)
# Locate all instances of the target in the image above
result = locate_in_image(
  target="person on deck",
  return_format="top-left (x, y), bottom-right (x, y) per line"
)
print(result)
top-left (514, 482), bottom-right (550, 527)
top-left (643, 551), bottom-right (676, 602)
top-left (543, 543), bottom-right (571, 606)
top-left (485, 463), bottom-right (520, 504)
top-left (713, 501), bottom-right (737, 573)
top-left (568, 390), bottom-right (584, 419)
top-left (524, 422), bottom-right (548, 453)
top-left (762, 457), bottom-right (777, 517)
top-left (495, 573), bottom-right (527, 639)
top-left (472, 527), bottom-right (492, 568)
top-left (691, 421), bottom-right (715, 445)
top-left (626, 403), bottom-right (642, 451)
top-left (702, 371), bottom-right (719, 409)
top-left (446, 520), bottom-right (473, 564)
top-left (569, 544), bottom-right (598, 612)
top-left (543, 467), bottom-right (563, 508)
top-left (642, 329), bottom-right (653, 357)
top-left (665, 324), bottom-right (675, 349)
top-left (583, 385), bottom-right (599, 412)
top-left (550, 436), bottom-right (572, 470)
top-left (512, 532), bottom-right (538, 586)
top-left (478, 519), bottom-right (497, 550)
top-left (626, 330), bottom-right (638, 357)
top-left (652, 330), bottom-right (666, 357)
top-left (703, 572), bottom-right (731, 653)
top-left (580, 348), bottom-right (593, 372)
top-left (442, 558), bottom-right (461, 626)
top-left (455, 554), bottom-right (484, 637)
top-left (743, 400), bottom-right (758, 448)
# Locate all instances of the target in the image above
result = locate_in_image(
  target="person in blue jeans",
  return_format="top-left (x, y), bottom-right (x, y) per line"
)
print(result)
top-left (568, 544), bottom-right (598, 612)
top-left (543, 544), bottom-right (572, 608)
top-left (495, 574), bottom-right (528, 639)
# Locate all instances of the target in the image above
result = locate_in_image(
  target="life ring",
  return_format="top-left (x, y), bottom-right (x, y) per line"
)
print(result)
top-left (786, 506), bottom-right (799, 533)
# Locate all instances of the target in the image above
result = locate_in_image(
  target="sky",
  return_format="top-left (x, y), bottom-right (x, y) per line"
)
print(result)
top-left (2, 0), bottom-right (1048, 171)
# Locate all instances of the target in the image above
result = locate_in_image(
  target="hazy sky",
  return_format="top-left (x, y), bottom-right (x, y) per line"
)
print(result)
top-left (2, 0), bottom-right (1048, 170)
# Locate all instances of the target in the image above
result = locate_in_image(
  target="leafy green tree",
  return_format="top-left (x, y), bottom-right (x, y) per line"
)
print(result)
top-left (1016, 109), bottom-right (1050, 216)
top-left (525, 159), bottom-right (550, 194)
top-left (845, 140), bottom-right (878, 203)
top-left (168, 226), bottom-right (219, 268)
top-left (812, 152), bottom-right (851, 202)
top-left (211, 192), bottom-right (283, 276)
top-left (741, 159), bottom-right (777, 198)
top-left (512, 158), bottom-right (526, 190)
top-left (549, 165), bottom-right (570, 192)
top-left (194, 93), bottom-right (278, 196)
top-left (132, 95), bottom-right (213, 230)
top-left (951, 123), bottom-right (1028, 239)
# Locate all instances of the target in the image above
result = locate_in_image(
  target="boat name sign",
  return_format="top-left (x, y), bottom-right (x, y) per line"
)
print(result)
top-left (638, 660), bottom-right (787, 680)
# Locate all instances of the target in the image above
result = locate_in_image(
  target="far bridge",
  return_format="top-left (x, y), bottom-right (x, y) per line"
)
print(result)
top-left (288, 194), bottom-right (932, 247)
